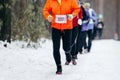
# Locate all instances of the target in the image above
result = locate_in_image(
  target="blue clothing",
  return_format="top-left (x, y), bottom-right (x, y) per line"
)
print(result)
top-left (81, 10), bottom-right (90, 31)
top-left (87, 24), bottom-right (94, 30)
top-left (87, 8), bottom-right (97, 30)
top-left (82, 22), bottom-right (89, 31)
top-left (85, 8), bottom-right (97, 53)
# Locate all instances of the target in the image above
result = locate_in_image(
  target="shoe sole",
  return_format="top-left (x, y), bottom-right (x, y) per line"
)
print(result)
top-left (56, 72), bottom-right (62, 75)
top-left (72, 60), bottom-right (77, 65)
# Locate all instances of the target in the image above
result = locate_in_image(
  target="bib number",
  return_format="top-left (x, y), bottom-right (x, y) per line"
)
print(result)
top-left (55, 15), bottom-right (67, 23)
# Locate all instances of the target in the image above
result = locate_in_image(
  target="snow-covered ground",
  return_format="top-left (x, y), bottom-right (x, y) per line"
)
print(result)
top-left (0, 39), bottom-right (120, 80)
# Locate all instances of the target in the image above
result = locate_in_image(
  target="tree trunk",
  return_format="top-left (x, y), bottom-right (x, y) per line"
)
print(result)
top-left (117, 0), bottom-right (120, 40)
top-left (0, 0), bottom-right (11, 43)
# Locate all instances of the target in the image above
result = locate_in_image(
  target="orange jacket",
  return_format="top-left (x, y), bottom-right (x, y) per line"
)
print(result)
top-left (43, 0), bottom-right (80, 30)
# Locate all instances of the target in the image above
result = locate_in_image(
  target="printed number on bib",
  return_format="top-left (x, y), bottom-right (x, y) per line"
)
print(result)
top-left (55, 15), bottom-right (67, 23)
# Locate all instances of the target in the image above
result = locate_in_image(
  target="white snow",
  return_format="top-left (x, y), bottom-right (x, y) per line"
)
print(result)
top-left (0, 39), bottom-right (120, 80)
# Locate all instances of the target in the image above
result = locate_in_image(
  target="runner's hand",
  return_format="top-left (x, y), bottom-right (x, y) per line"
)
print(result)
top-left (78, 19), bottom-right (82, 25)
top-left (67, 14), bottom-right (74, 20)
top-left (48, 15), bottom-right (53, 22)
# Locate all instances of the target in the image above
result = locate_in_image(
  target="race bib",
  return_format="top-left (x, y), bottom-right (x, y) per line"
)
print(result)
top-left (55, 15), bottom-right (67, 23)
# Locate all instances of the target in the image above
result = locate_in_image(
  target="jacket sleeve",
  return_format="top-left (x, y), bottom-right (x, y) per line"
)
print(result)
top-left (91, 9), bottom-right (97, 21)
top-left (78, 7), bottom-right (83, 19)
top-left (71, 0), bottom-right (80, 17)
top-left (43, 0), bottom-right (52, 20)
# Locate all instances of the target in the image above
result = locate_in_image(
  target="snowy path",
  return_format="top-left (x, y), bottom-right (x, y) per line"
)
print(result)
top-left (0, 39), bottom-right (120, 80)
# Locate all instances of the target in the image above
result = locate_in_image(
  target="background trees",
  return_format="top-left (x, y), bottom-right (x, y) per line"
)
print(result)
top-left (11, 0), bottom-right (50, 42)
